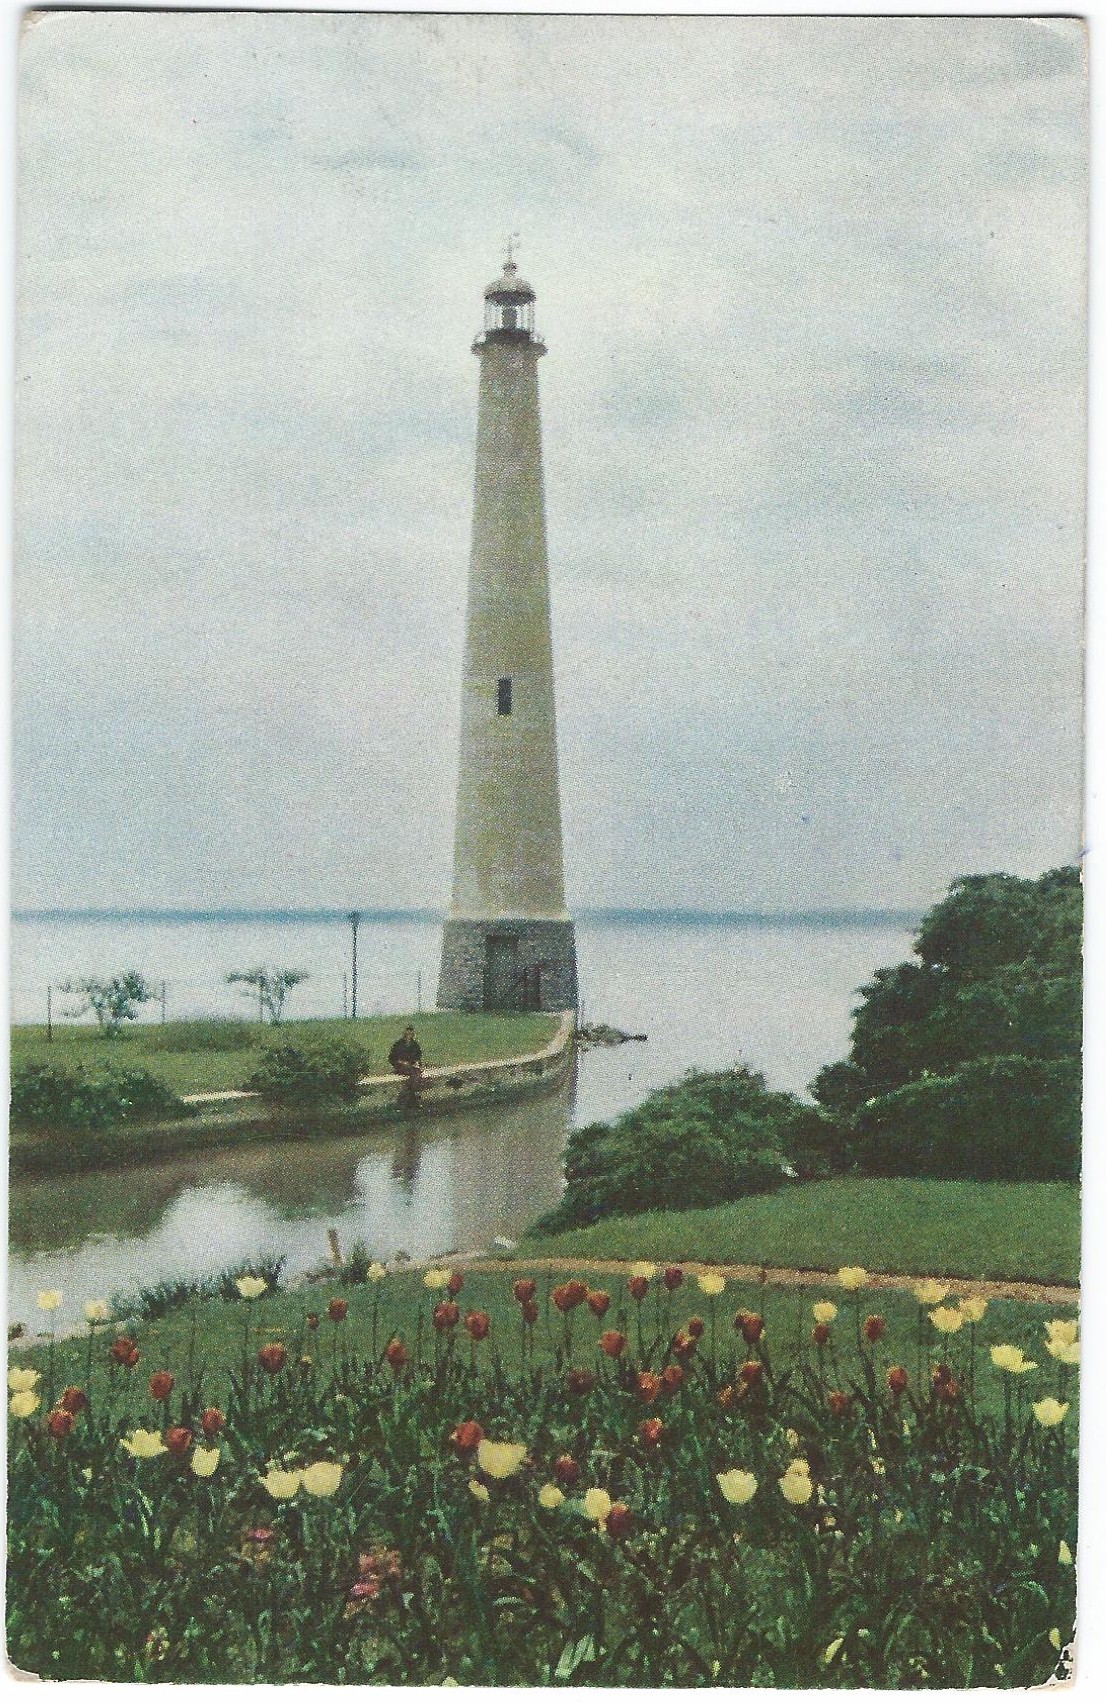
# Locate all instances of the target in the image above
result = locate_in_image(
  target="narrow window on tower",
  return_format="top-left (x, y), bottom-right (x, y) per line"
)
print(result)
top-left (497, 677), bottom-right (513, 716)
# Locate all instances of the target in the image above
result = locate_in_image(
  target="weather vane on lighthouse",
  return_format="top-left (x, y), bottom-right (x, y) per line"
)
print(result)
top-left (437, 252), bottom-right (577, 1013)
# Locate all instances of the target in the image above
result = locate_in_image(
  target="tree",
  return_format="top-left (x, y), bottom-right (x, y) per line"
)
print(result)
top-left (226, 967), bottom-right (309, 1025)
top-left (59, 972), bottom-right (153, 1036)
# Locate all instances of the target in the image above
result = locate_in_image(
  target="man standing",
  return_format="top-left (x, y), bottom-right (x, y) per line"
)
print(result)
top-left (388, 1025), bottom-right (423, 1083)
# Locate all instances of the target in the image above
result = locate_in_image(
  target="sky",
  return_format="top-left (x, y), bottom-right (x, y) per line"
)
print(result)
top-left (12, 11), bottom-right (1088, 914)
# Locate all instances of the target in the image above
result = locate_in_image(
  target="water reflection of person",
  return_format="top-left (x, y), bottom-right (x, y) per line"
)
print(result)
top-left (391, 1125), bottom-right (422, 1193)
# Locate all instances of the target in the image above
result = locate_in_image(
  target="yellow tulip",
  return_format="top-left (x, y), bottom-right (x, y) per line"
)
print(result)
top-left (779, 1467), bottom-right (814, 1505)
top-left (913, 1280), bottom-right (947, 1306)
top-left (696, 1271), bottom-right (726, 1296)
top-left (83, 1299), bottom-right (110, 1323)
top-left (235, 1275), bottom-right (267, 1300)
top-left (1046, 1318), bottom-right (1079, 1349)
top-left (9, 1391), bottom-right (39, 1419)
top-left (191, 1446), bottom-right (220, 1478)
top-left (36, 1290), bottom-right (63, 1312)
top-left (301, 1460), bottom-right (343, 1497)
top-left (120, 1429), bottom-right (167, 1459)
top-left (1047, 1338), bottom-right (1080, 1365)
top-left (538, 1483), bottom-right (564, 1510)
top-left (468, 1479), bottom-right (490, 1503)
top-left (786, 1428), bottom-right (801, 1449)
top-left (261, 1467), bottom-right (302, 1499)
top-left (476, 1440), bottom-right (526, 1479)
top-left (929, 1307), bottom-right (964, 1335)
top-left (423, 1268), bottom-right (451, 1290)
top-left (1032, 1398), bottom-right (1069, 1428)
top-left (630, 1262), bottom-right (657, 1280)
top-left (716, 1469), bottom-right (758, 1505)
top-left (837, 1267), bottom-right (867, 1292)
top-left (1058, 1539), bottom-right (1073, 1566)
top-left (959, 1296), bottom-right (988, 1323)
top-left (584, 1488), bottom-right (613, 1527)
top-left (991, 1344), bottom-right (1037, 1374)
top-left (367, 1262), bottom-right (388, 1282)
top-left (7, 1367), bottom-right (40, 1393)
top-left (812, 1301), bottom-right (837, 1324)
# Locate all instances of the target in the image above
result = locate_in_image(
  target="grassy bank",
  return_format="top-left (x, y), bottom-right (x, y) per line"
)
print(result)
top-left (522, 1179), bottom-right (1080, 1288)
top-left (11, 1011), bottom-right (560, 1096)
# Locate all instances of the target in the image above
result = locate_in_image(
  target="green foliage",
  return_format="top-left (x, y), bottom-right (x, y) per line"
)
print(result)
top-left (811, 867), bottom-right (1082, 1181)
top-left (58, 971), bottom-right (154, 1035)
top-left (112, 1256), bottom-right (287, 1322)
top-left (245, 1037), bottom-right (371, 1109)
top-left (144, 1018), bottom-right (255, 1054)
top-left (533, 1067), bottom-right (827, 1234)
top-left (227, 966), bottom-right (309, 1024)
top-left (10, 1060), bottom-right (186, 1134)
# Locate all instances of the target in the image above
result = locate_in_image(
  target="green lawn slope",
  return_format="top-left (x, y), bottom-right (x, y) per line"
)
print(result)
top-left (523, 1178), bottom-right (1079, 1287)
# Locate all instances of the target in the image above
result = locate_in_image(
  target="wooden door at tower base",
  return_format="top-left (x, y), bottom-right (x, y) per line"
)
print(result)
top-left (484, 934), bottom-right (519, 1010)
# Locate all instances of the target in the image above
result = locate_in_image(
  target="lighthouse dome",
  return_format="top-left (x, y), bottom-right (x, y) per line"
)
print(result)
top-left (484, 261), bottom-right (535, 303)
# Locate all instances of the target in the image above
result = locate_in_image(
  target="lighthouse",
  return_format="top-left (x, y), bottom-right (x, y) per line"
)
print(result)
top-left (437, 254), bottom-right (577, 1013)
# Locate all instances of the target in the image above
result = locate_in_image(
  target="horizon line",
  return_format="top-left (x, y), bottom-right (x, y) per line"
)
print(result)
top-left (11, 905), bottom-right (925, 927)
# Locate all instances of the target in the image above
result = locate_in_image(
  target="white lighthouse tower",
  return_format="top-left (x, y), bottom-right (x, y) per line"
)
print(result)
top-left (437, 253), bottom-right (577, 1013)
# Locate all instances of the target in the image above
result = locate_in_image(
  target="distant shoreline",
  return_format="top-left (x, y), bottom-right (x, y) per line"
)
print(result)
top-left (11, 906), bottom-right (923, 928)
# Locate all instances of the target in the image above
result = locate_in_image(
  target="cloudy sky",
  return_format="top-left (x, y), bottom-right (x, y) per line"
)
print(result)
top-left (13, 12), bottom-right (1087, 914)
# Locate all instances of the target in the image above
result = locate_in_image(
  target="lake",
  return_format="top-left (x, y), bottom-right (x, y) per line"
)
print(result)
top-left (8, 912), bottom-right (915, 1328)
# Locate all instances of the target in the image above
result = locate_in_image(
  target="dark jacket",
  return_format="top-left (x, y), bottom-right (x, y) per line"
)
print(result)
top-left (389, 1035), bottom-right (422, 1071)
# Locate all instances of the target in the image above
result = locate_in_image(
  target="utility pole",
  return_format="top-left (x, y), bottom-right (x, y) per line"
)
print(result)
top-left (342, 974), bottom-right (348, 1020)
top-left (348, 911), bottom-right (361, 1021)
top-left (417, 969), bottom-right (422, 1013)
top-left (46, 986), bottom-right (53, 1043)
top-left (160, 981), bottom-right (167, 1024)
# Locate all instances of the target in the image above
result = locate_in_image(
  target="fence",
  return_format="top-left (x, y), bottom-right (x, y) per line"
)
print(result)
top-left (10, 969), bottom-right (431, 1031)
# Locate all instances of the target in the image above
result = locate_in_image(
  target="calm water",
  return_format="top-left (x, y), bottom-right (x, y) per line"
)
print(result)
top-left (8, 914), bottom-right (914, 1328)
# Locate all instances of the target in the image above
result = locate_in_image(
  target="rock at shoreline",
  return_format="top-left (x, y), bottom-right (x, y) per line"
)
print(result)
top-left (576, 1023), bottom-right (647, 1049)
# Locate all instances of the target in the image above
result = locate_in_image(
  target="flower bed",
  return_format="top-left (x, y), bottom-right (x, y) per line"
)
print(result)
top-left (7, 1266), bottom-right (1078, 1684)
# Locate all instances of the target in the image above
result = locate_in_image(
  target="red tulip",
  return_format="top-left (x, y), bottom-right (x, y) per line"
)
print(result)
top-left (660, 1363), bottom-right (684, 1394)
top-left (165, 1425), bottom-right (194, 1456)
top-left (812, 1322), bottom-right (831, 1346)
top-left (148, 1371), bottom-right (174, 1401)
top-left (628, 1275), bottom-right (649, 1302)
top-left (566, 1368), bottom-right (596, 1396)
top-left (663, 1266), bottom-right (684, 1292)
top-left (739, 1360), bottom-right (764, 1388)
top-left (328, 1298), bottom-right (348, 1323)
top-left (257, 1343), bottom-right (288, 1375)
top-left (587, 1289), bottom-right (611, 1317)
top-left (464, 1310), bottom-right (490, 1342)
top-left (450, 1420), bottom-right (484, 1455)
top-left (685, 1316), bottom-right (705, 1340)
top-left (433, 1302), bottom-right (460, 1332)
top-left (639, 1418), bottom-right (665, 1448)
top-left (887, 1366), bottom-right (909, 1396)
top-left (671, 1331), bottom-right (697, 1360)
top-left (552, 1281), bottom-right (588, 1313)
top-left (110, 1335), bottom-right (138, 1367)
top-left (828, 1390), bottom-right (851, 1418)
top-left (46, 1408), bottom-right (74, 1439)
top-left (385, 1338), bottom-right (408, 1371)
top-left (201, 1406), bottom-right (225, 1438)
top-left (605, 1502), bottom-right (634, 1539)
top-left (636, 1371), bottom-right (662, 1404)
top-left (598, 1329), bottom-right (627, 1359)
top-left (59, 1386), bottom-right (88, 1415)
top-left (446, 1271), bottom-right (464, 1297)
top-left (863, 1314), bottom-right (887, 1343)
top-left (554, 1454), bottom-right (580, 1487)
top-left (740, 1312), bottom-right (765, 1345)
top-left (521, 1299), bottom-right (539, 1326)
top-left (513, 1278), bottom-right (537, 1305)
top-left (306, 1313), bottom-right (320, 1331)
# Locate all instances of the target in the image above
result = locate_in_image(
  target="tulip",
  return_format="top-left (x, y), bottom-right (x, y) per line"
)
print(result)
top-left (47, 1408), bottom-right (74, 1439)
top-left (201, 1406), bottom-right (225, 1438)
top-left (636, 1371), bottom-right (662, 1404)
top-left (261, 1467), bottom-right (302, 1499)
top-left (512, 1278), bottom-right (537, 1305)
top-left (368, 1262), bottom-right (388, 1283)
top-left (257, 1343), bottom-right (288, 1375)
top-left (812, 1301), bottom-right (838, 1324)
top-left (837, 1267), bottom-right (867, 1292)
top-left (148, 1371), bottom-right (175, 1400)
top-left (306, 1313), bottom-right (320, 1331)
top-left (191, 1446), bottom-right (220, 1478)
top-left (627, 1275), bottom-right (649, 1302)
top-left (521, 1299), bottom-right (539, 1326)
top-left (110, 1336), bottom-right (140, 1368)
top-left (433, 1302), bottom-right (460, 1332)
top-left (812, 1322), bottom-right (831, 1346)
top-left (1048, 1338), bottom-right (1080, 1366)
top-left (328, 1298), bottom-right (349, 1323)
top-left (450, 1420), bottom-right (484, 1456)
top-left (121, 1428), bottom-right (167, 1459)
top-left (1033, 1398), bottom-right (1069, 1428)
top-left (423, 1269), bottom-right (450, 1291)
top-left (913, 1280), bottom-right (947, 1306)
top-left (685, 1316), bottom-right (705, 1340)
top-left (779, 1460), bottom-right (814, 1504)
top-left (599, 1329), bottom-right (627, 1359)
top-left (663, 1266), bottom-right (684, 1291)
top-left (476, 1440), bottom-right (526, 1479)
top-left (83, 1299), bottom-right (110, 1323)
top-left (717, 1468), bottom-right (758, 1505)
top-left (827, 1390), bottom-right (851, 1418)
top-left (235, 1275), bottom-right (267, 1301)
top-left (638, 1417), bottom-right (664, 1448)
top-left (468, 1479), bottom-right (490, 1503)
top-left (59, 1386), bottom-right (88, 1414)
top-left (672, 1331), bottom-right (697, 1359)
top-left (554, 1454), bottom-right (580, 1487)
top-left (605, 1502), bottom-right (633, 1539)
top-left (887, 1365), bottom-right (909, 1396)
top-left (9, 1392), bottom-right (39, 1419)
top-left (552, 1281), bottom-right (587, 1313)
top-left (863, 1315), bottom-right (886, 1343)
top-left (960, 1295), bottom-right (988, 1323)
top-left (165, 1425), bottom-right (194, 1456)
top-left (583, 1487), bottom-right (612, 1525)
top-left (7, 1367), bottom-right (40, 1393)
top-left (929, 1307), bottom-right (964, 1335)
top-left (739, 1360), bottom-right (763, 1388)
top-left (567, 1368), bottom-right (596, 1396)
top-left (991, 1344), bottom-right (1037, 1374)
top-left (446, 1271), bottom-right (464, 1296)
top-left (696, 1271), bottom-right (726, 1297)
top-left (739, 1312), bottom-right (765, 1345)
top-left (661, 1364), bottom-right (684, 1393)
top-left (385, 1338), bottom-right (408, 1371)
top-left (302, 1460), bottom-right (343, 1497)
top-left (36, 1290), bottom-right (63, 1312)
top-left (464, 1311), bottom-right (490, 1342)
top-left (538, 1483), bottom-right (564, 1510)
top-left (934, 1370), bottom-right (961, 1403)
top-left (586, 1290), bottom-right (611, 1317)
top-left (1046, 1318), bottom-right (1079, 1349)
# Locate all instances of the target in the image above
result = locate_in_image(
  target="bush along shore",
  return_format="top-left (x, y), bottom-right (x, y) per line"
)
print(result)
top-left (7, 1261), bottom-right (1078, 1684)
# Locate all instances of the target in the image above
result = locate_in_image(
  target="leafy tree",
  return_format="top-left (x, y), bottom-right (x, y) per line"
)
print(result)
top-left (59, 971), bottom-right (153, 1036)
top-left (226, 966), bottom-right (309, 1024)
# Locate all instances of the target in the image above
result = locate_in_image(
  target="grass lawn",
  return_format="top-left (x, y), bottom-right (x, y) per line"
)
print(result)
top-left (522, 1178), bottom-right (1080, 1287)
top-left (10, 1011), bottom-right (560, 1096)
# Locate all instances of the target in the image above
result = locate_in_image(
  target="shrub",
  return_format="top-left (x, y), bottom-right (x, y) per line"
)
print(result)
top-left (10, 1061), bottom-right (186, 1133)
top-left (245, 1038), bottom-right (370, 1109)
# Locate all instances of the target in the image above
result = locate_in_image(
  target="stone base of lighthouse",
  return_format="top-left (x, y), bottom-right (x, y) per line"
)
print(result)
top-left (438, 918), bottom-right (577, 1013)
